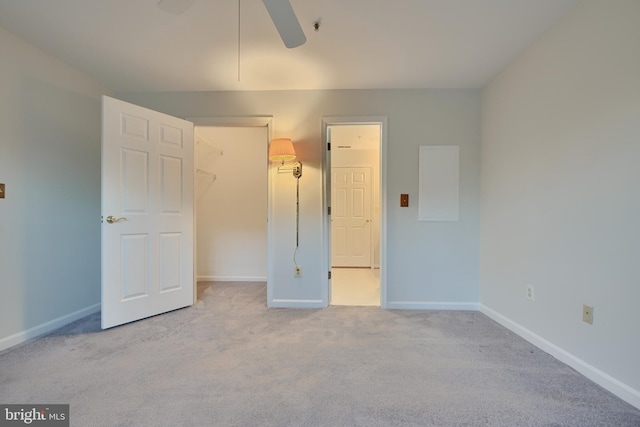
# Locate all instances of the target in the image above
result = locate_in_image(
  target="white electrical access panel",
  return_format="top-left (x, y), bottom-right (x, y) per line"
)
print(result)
top-left (418, 146), bottom-right (459, 221)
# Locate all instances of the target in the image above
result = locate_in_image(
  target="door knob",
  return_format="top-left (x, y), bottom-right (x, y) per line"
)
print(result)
top-left (106, 215), bottom-right (128, 224)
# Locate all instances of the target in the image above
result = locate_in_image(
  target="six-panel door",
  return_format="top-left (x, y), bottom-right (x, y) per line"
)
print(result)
top-left (331, 167), bottom-right (372, 267)
top-left (101, 96), bottom-right (194, 329)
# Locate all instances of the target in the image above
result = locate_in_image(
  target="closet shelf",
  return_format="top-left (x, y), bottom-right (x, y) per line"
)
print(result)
top-left (196, 135), bottom-right (224, 156)
top-left (196, 168), bottom-right (217, 181)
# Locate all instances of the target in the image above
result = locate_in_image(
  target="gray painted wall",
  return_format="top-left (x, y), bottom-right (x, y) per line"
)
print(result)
top-left (481, 0), bottom-right (640, 405)
top-left (118, 89), bottom-right (481, 308)
top-left (0, 26), bottom-right (110, 349)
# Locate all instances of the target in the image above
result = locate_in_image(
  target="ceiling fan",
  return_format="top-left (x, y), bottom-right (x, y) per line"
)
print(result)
top-left (157, 0), bottom-right (307, 48)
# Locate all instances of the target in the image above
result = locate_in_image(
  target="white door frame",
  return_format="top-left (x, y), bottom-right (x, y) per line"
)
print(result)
top-left (186, 116), bottom-right (273, 304)
top-left (321, 116), bottom-right (388, 308)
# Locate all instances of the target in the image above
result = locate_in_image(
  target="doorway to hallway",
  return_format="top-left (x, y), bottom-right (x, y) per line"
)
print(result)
top-left (328, 123), bottom-right (382, 306)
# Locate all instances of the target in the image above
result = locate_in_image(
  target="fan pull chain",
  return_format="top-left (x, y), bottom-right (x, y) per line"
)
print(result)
top-left (237, 0), bottom-right (241, 82)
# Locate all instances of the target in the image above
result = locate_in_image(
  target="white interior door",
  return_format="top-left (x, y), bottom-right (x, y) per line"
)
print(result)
top-left (101, 96), bottom-right (194, 329)
top-left (332, 167), bottom-right (372, 267)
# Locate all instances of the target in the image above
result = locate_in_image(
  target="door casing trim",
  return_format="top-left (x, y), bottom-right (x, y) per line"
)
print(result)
top-left (321, 116), bottom-right (388, 308)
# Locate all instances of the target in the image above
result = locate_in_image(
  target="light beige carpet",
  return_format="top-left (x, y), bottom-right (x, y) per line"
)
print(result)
top-left (1, 281), bottom-right (639, 426)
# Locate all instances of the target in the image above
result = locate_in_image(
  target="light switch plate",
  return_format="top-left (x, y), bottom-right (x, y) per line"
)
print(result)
top-left (0, 183), bottom-right (5, 199)
top-left (400, 194), bottom-right (409, 207)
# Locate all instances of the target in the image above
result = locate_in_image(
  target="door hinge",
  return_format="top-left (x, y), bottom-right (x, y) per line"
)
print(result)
top-left (328, 271), bottom-right (332, 280)
top-left (328, 206), bottom-right (331, 215)
top-left (327, 142), bottom-right (331, 151)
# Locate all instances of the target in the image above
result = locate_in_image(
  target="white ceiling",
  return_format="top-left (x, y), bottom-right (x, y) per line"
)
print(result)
top-left (0, 0), bottom-right (580, 92)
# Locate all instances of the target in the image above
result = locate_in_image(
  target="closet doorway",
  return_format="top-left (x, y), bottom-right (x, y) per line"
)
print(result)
top-left (194, 125), bottom-right (269, 296)
top-left (328, 124), bottom-right (382, 306)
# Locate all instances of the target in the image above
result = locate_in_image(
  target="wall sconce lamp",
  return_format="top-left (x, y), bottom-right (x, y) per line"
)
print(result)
top-left (269, 138), bottom-right (303, 272)
top-left (268, 138), bottom-right (302, 178)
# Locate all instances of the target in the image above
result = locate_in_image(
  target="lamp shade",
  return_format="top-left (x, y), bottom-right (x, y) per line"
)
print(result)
top-left (268, 138), bottom-right (296, 163)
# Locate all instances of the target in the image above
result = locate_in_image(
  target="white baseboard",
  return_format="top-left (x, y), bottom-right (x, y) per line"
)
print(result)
top-left (480, 304), bottom-right (640, 410)
top-left (386, 301), bottom-right (479, 311)
top-left (197, 275), bottom-right (267, 282)
top-left (0, 303), bottom-right (101, 353)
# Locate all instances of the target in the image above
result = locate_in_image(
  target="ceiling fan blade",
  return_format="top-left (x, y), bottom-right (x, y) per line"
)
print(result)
top-left (262, 0), bottom-right (306, 48)
top-left (157, 0), bottom-right (196, 15)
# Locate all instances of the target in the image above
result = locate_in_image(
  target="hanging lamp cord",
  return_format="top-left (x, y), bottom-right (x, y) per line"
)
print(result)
top-left (294, 176), bottom-right (300, 265)
top-left (296, 176), bottom-right (300, 247)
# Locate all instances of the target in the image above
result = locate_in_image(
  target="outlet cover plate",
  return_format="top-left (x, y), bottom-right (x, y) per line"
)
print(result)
top-left (526, 286), bottom-right (535, 300)
top-left (583, 304), bottom-right (594, 324)
top-left (0, 183), bottom-right (5, 199)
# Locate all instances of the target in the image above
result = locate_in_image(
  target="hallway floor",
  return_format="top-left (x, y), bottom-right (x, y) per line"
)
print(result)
top-left (330, 267), bottom-right (380, 306)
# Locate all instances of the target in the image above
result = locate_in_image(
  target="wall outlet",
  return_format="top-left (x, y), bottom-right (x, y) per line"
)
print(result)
top-left (582, 305), bottom-right (594, 325)
top-left (526, 285), bottom-right (535, 300)
top-left (294, 265), bottom-right (302, 278)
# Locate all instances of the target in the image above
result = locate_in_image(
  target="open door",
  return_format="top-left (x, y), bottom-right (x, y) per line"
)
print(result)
top-left (101, 96), bottom-right (194, 329)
